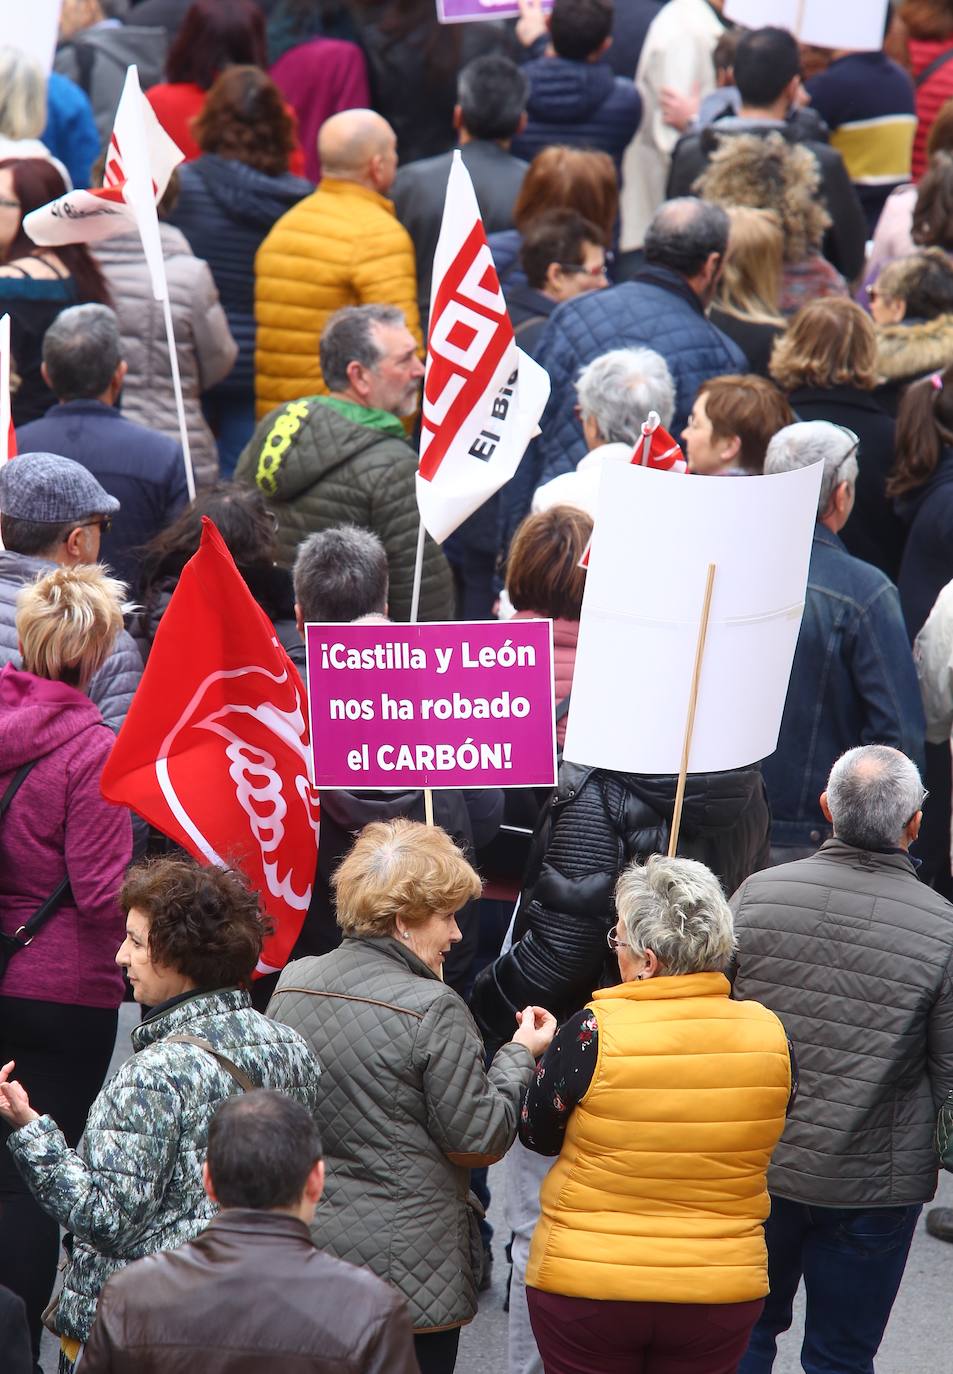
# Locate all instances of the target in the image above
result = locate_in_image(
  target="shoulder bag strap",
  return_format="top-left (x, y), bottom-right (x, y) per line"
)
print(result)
top-left (0, 762), bottom-right (38, 817)
top-left (164, 1034), bottom-right (256, 1093)
top-left (916, 49), bottom-right (953, 89)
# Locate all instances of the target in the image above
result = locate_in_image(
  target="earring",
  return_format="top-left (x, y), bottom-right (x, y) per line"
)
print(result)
top-left (400, 931), bottom-right (410, 940)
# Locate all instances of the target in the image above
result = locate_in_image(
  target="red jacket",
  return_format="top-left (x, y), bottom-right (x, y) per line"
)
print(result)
top-left (909, 38), bottom-right (953, 179)
top-left (0, 664), bottom-right (131, 1007)
top-left (146, 81), bottom-right (307, 176)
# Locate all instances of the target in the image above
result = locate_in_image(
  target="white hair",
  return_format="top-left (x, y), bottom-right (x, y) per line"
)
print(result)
top-left (614, 854), bottom-right (735, 976)
top-left (575, 348), bottom-right (676, 444)
top-left (764, 421), bottom-right (858, 516)
top-left (826, 746), bottom-right (925, 850)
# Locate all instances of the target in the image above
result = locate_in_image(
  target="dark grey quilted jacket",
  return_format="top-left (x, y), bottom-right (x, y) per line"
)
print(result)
top-left (731, 841), bottom-right (953, 1207)
top-left (268, 936), bottom-right (535, 1331)
top-left (7, 988), bottom-right (320, 1341)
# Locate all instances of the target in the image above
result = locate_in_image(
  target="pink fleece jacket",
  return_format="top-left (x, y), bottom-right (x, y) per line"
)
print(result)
top-left (0, 663), bottom-right (131, 1007)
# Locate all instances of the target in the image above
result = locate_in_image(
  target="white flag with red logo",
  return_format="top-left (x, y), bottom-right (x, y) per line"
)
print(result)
top-left (417, 151), bottom-right (550, 544)
top-left (23, 65), bottom-right (182, 302)
top-left (0, 314), bottom-right (14, 463)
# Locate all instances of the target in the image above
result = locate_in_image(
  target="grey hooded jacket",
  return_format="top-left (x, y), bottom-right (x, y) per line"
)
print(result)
top-left (731, 840), bottom-right (953, 1207)
top-left (268, 936), bottom-right (535, 1331)
top-left (0, 550), bottom-right (142, 732)
top-left (7, 988), bottom-right (321, 1341)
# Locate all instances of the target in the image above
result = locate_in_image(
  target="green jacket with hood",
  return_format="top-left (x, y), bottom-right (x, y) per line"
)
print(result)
top-left (235, 396), bottom-right (454, 622)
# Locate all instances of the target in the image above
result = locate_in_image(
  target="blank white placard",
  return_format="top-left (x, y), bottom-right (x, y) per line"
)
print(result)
top-left (723, 0), bottom-right (889, 52)
top-left (5, 3), bottom-right (64, 76)
top-left (562, 461), bottom-right (823, 775)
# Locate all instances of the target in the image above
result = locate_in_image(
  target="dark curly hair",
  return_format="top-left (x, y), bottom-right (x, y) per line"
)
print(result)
top-left (194, 66), bottom-right (296, 176)
top-left (165, 0), bottom-right (266, 90)
top-left (120, 857), bottom-right (271, 988)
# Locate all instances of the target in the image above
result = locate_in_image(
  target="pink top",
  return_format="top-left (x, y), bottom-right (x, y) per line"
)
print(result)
top-left (511, 611), bottom-right (579, 748)
top-left (0, 664), bottom-right (132, 1008)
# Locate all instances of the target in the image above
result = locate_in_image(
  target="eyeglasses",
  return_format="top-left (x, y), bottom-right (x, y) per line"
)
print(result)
top-left (0, 198), bottom-right (19, 211)
top-left (559, 260), bottom-right (610, 280)
top-left (72, 517), bottom-right (113, 536)
top-left (906, 789), bottom-right (930, 826)
top-left (607, 927), bottom-right (630, 952)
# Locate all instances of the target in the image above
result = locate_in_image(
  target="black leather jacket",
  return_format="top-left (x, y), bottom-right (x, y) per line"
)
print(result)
top-left (470, 762), bottom-right (771, 1052)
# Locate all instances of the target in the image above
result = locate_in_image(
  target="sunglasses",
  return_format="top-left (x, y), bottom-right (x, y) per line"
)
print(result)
top-left (72, 517), bottom-right (113, 536)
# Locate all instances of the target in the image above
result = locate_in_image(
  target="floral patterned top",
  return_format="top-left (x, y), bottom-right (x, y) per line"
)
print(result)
top-left (518, 1010), bottom-right (600, 1156)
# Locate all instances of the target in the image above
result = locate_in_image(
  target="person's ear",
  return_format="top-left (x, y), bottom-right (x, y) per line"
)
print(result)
top-left (593, 35), bottom-right (612, 59)
top-left (345, 359), bottom-right (370, 400)
top-left (718, 433), bottom-right (741, 468)
top-left (544, 261), bottom-right (565, 295)
top-left (114, 359), bottom-right (128, 390)
top-left (834, 479), bottom-right (853, 519)
top-left (515, 111), bottom-right (528, 137)
top-left (202, 1161), bottom-right (218, 1204)
top-left (304, 1158), bottom-right (325, 1206)
top-left (819, 790), bottom-right (833, 824)
top-left (61, 525), bottom-right (86, 564)
top-left (906, 810), bottom-right (923, 845)
top-left (295, 602), bottom-right (305, 637)
top-left (40, 361), bottom-right (51, 388)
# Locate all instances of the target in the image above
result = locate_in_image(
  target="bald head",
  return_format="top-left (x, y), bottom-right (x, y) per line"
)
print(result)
top-left (319, 110), bottom-right (398, 192)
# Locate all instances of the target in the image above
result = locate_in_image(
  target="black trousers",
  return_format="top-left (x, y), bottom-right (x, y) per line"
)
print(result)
top-left (0, 996), bottom-right (117, 1360)
top-left (414, 1327), bottom-right (462, 1374)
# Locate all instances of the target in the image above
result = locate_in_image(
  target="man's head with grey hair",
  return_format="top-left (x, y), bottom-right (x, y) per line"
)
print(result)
top-left (764, 421), bottom-right (859, 521)
top-left (320, 306), bottom-right (424, 417)
top-left (575, 348), bottom-right (675, 447)
top-left (457, 55), bottom-right (528, 141)
top-left (644, 198), bottom-right (731, 302)
top-left (824, 745), bottom-right (925, 852)
top-left (42, 304), bottom-right (124, 403)
top-left (293, 524), bottom-right (389, 630)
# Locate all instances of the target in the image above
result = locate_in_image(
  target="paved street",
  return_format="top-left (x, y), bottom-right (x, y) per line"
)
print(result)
top-left (41, 1004), bottom-right (953, 1372)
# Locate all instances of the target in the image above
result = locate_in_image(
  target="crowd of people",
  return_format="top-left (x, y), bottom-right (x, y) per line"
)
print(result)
top-left (2, 1), bottom-right (953, 1373)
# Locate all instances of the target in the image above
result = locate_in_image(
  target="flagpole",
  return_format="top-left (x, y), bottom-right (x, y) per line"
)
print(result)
top-left (161, 294), bottom-right (196, 502)
top-left (668, 563), bottom-right (716, 858)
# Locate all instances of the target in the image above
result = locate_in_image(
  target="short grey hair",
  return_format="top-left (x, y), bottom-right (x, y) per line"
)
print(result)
top-left (575, 348), bottom-right (675, 444)
top-left (826, 745), bottom-right (925, 850)
top-left (0, 47), bottom-right (46, 140)
top-left (764, 421), bottom-right (859, 516)
top-left (644, 198), bottom-right (730, 277)
top-left (42, 304), bottom-right (122, 402)
top-left (293, 524), bottom-right (389, 623)
top-left (320, 306), bottom-right (407, 393)
top-left (614, 854), bottom-right (735, 976)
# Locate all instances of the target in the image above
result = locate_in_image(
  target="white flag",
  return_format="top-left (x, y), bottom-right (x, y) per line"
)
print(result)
top-left (23, 65), bottom-right (183, 302)
top-left (416, 151), bottom-right (550, 544)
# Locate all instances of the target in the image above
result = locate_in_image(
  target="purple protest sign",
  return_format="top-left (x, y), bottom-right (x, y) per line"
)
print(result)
top-left (436, 0), bottom-right (552, 23)
top-left (306, 620), bottom-right (556, 789)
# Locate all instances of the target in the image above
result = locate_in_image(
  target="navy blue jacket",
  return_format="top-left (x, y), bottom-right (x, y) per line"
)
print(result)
top-left (16, 401), bottom-right (189, 593)
top-left (170, 156), bottom-right (311, 397)
top-left (534, 266), bottom-right (746, 482)
top-left (511, 55), bottom-right (641, 173)
top-left (896, 450), bottom-right (953, 640)
top-left (762, 525), bottom-right (925, 848)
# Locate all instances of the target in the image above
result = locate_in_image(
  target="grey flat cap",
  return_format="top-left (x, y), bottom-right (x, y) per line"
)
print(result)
top-left (0, 453), bottom-right (120, 523)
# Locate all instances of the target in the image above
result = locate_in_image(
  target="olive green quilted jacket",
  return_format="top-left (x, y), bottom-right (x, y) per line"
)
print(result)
top-left (268, 936), bottom-right (535, 1331)
top-left (234, 397), bottom-right (454, 623)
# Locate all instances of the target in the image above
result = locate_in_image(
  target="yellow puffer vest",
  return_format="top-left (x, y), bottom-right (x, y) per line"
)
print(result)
top-left (526, 973), bottom-right (790, 1305)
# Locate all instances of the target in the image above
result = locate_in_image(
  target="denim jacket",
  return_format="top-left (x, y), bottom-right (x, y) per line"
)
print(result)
top-left (763, 525), bottom-right (925, 847)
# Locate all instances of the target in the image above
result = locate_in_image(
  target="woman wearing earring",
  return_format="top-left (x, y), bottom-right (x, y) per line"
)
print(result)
top-left (268, 818), bottom-right (555, 1374)
top-left (520, 854), bottom-right (793, 1374)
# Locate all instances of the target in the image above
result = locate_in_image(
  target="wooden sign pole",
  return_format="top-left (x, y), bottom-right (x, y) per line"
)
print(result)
top-left (668, 563), bottom-right (717, 858)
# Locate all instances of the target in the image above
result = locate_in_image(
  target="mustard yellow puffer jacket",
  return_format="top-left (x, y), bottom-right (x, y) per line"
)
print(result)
top-left (254, 179), bottom-right (422, 419)
top-left (527, 973), bottom-right (791, 1305)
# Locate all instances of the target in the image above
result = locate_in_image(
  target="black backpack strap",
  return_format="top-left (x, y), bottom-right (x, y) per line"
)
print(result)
top-left (916, 49), bottom-right (953, 89)
top-left (164, 1035), bottom-right (256, 1092)
top-left (0, 762), bottom-right (39, 818)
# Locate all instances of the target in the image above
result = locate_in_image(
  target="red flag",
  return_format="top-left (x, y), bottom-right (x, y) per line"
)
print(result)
top-left (101, 519), bottom-right (320, 974)
top-left (634, 411), bottom-right (688, 473)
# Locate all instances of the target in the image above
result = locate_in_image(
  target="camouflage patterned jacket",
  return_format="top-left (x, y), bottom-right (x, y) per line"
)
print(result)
top-left (6, 988), bottom-right (321, 1342)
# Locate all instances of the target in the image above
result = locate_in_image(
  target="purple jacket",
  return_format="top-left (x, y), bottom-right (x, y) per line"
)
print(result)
top-left (0, 664), bottom-right (131, 1008)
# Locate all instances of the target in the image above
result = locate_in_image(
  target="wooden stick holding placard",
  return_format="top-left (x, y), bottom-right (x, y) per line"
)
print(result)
top-left (408, 517), bottom-right (436, 826)
top-left (668, 563), bottom-right (716, 858)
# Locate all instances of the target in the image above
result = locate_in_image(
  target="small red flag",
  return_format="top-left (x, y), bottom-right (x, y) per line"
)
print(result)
top-left (101, 518), bottom-right (319, 974)
top-left (634, 412), bottom-right (688, 473)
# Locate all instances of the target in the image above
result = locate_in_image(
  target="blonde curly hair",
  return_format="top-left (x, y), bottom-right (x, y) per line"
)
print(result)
top-left (16, 564), bottom-right (126, 690)
top-left (694, 133), bottom-right (830, 264)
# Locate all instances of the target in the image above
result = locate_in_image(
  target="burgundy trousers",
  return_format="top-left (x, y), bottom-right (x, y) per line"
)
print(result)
top-left (527, 1287), bottom-right (764, 1374)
